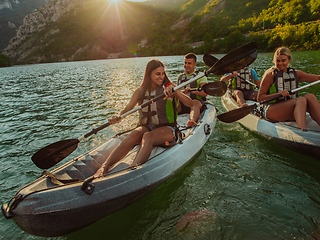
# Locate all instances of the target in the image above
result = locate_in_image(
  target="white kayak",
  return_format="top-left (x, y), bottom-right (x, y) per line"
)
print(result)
top-left (2, 101), bottom-right (217, 237)
top-left (221, 91), bottom-right (320, 160)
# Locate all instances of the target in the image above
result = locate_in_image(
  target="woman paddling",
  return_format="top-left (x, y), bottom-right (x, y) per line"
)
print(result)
top-left (258, 46), bottom-right (320, 131)
top-left (94, 59), bottom-right (193, 177)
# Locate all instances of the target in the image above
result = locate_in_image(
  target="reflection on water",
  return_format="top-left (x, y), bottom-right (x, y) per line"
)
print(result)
top-left (0, 52), bottom-right (320, 240)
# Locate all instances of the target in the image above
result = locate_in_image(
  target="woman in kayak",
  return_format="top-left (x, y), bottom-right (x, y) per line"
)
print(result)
top-left (258, 46), bottom-right (320, 131)
top-left (94, 59), bottom-right (193, 177)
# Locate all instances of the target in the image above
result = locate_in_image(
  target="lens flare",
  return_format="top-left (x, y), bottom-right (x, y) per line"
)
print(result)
top-left (133, 51), bottom-right (138, 58)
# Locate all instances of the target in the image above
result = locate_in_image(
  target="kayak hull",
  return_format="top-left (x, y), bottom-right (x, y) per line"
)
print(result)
top-left (221, 91), bottom-right (320, 160)
top-left (12, 181), bottom-right (160, 237)
top-left (3, 102), bottom-right (217, 237)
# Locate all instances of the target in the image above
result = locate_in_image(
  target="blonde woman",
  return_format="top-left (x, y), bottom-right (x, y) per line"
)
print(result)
top-left (258, 47), bottom-right (320, 131)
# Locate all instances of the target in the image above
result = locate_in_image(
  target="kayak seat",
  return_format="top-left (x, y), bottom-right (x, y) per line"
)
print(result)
top-left (42, 171), bottom-right (81, 186)
top-left (81, 158), bottom-right (101, 172)
top-left (64, 166), bottom-right (86, 180)
top-left (109, 162), bottom-right (130, 173)
top-left (98, 148), bottom-right (113, 160)
top-left (72, 161), bottom-right (95, 179)
top-left (98, 138), bottom-right (122, 159)
top-left (90, 153), bottom-right (108, 165)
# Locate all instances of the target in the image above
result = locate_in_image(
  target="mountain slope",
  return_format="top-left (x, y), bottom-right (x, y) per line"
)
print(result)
top-left (0, 0), bottom-right (49, 50)
top-left (2, 0), bottom-right (320, 65)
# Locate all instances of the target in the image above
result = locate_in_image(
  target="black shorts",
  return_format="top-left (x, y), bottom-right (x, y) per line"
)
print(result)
top-left (231, 89), bottom-right (256, 100)
top-left (179, 99), bottom-right (205, 114)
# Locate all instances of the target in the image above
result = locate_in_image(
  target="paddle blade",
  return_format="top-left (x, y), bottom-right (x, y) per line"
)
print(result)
top-left (32, 139), bottom-right (79, 169)
top-left (217, 104), bottom-right (257, 123)
top-left (207, 42), bottom-right (258, 75)
top-left (202, 81), bottom-right (227, 97)
top-left (203, 53), bottom-right (218, 67)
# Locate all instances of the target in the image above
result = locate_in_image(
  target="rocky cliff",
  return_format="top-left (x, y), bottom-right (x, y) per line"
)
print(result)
top-left (2, 0), bottom-right (172, 64)
top-left (0, 0), bottom-right (50, 50)
top-left (2, 0), bottom-right (89, 63)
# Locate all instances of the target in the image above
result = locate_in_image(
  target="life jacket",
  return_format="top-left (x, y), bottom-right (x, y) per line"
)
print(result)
top-left (268, 67), bottom-right (299, 103)
top-left (231, 67), bottom-right (254, 91)
top-left (138, 84), bottom-right (177, 127)
top-left (177, 71), bottom-right (206, 101)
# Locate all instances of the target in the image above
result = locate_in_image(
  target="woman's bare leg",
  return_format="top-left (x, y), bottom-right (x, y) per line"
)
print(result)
top-left (266, 97), bottom-right (307, 129)
top-left (233, 90), bottom-right (247, 107)
top-left (94, 126), bottom-right (148, 177)
top-left (188, 99), bottom-right (202, 127)
top-left (131, 126), bottom-right (174, 166)
top-left (303, 93), bottom-right (320, 126)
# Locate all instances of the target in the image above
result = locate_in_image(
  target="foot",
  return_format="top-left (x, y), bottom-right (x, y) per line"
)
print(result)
top-left (187, 120), bottom-right (197, 127)
top-left (241, 103), bottom-right (248, 107)
top-left (298, 127), bottom-right (308, 132)
top-left (93, 166), bottom-right (107, 178)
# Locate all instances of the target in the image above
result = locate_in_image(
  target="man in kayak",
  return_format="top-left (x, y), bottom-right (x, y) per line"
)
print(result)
top-left (94, 59), bottom-right (193, 177)
top-left (177, 53), bottom-right (208, 127)
top-left (220, 66), bottom-right (260, 107)
top-left (258, 46), bottom-right (320, 131)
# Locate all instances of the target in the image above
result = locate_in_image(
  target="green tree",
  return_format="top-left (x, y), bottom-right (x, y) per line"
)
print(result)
top-left (0, 54), bottom-right (12, 67)
top-left (224, 30), bottom-right (247, 51)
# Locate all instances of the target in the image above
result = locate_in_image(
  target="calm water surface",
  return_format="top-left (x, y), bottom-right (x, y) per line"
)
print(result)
top-left (1, 52), bottom-right (320, 240)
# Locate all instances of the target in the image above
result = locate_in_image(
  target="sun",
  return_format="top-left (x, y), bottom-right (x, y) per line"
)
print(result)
top-left (110, 0), bottom-right (122, 3)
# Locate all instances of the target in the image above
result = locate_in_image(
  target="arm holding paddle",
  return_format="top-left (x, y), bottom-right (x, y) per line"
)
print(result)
top-left (184, 82), bottom-right (208, 98)
top-left (108, 83), bottom-right (193, 125)
top-left (167, 83), bottom-right (194, 107)
top-left (220, 71), bottom-right (238, 85)
top-left (108, 88), bottom-right (142, 124)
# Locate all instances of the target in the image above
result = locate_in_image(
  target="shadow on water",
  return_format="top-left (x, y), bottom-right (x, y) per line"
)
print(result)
top-left (65, 150), bottom-right (215, 240)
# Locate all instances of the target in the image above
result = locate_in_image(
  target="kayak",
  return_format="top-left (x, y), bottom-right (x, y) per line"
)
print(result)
top-left (2, 101), bottom-right (217, 237)
top-left (220, 91), bottom-right (320, 160)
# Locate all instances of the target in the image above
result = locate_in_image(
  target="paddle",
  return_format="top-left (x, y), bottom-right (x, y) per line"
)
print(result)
top-left (203, 52), bottom-right (259, 89)
top-left (202, 53), bottom-right (218, 67)
top-left (217, 79), bottom-right (320, 123)
top-left (32, 42), bottom-right (258, 169)
top-left (188, 81), bottom-right (227, 97)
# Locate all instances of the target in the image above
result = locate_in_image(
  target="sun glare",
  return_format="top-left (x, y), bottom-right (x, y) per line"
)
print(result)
top-left (111, 0), bottom-right (121, 3)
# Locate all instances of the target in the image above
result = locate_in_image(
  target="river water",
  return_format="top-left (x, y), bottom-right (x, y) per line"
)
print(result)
top-left (1, 51), bottom-right (320, 240)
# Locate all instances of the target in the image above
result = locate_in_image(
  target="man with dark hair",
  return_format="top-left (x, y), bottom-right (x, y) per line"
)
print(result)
top-left (177, 53), bottom-right (208, 127)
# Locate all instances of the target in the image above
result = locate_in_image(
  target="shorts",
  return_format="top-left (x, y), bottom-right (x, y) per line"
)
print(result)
top-left (141, 122), bottom-right (177, 141)
top-left (179, 99), bottom-right (205, 114)
top-left (243, 90), bottom-right (256, 100)
top-left (261, 103), bottom-right (271, 119)
top-left (231, 89), bottom-right (256, 100)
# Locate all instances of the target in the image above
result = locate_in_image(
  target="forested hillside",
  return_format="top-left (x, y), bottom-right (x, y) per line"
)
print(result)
top-left (2, 0), bottom-right (320, 65)
top-left (172, 0), bottom-right (320, 52)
